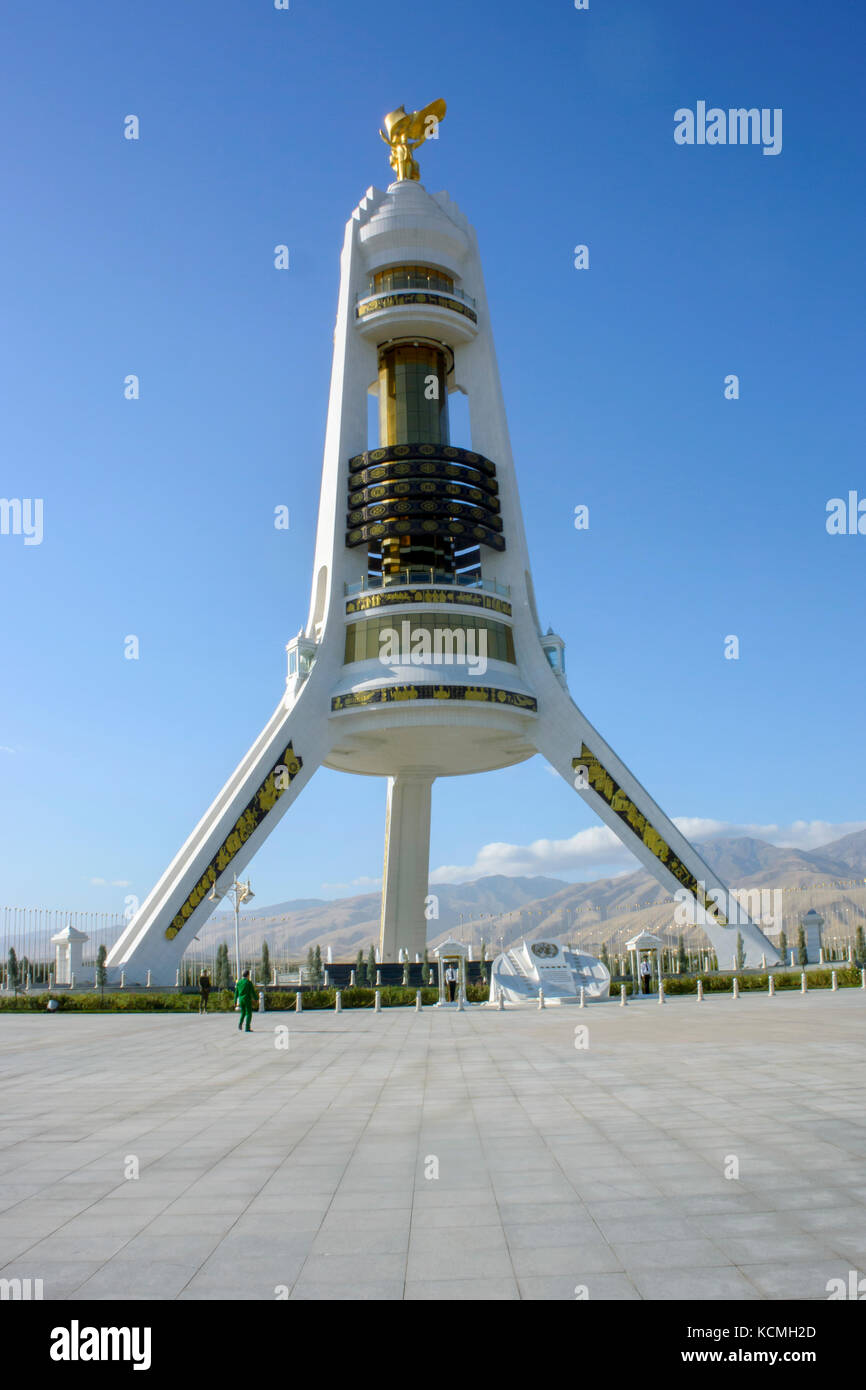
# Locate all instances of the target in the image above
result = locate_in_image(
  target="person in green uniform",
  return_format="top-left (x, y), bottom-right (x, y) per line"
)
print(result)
top-left (233, 969), bottom-right (256, 1032)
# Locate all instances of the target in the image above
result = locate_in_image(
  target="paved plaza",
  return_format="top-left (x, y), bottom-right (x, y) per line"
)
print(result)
top-left (1, 991), bottom-right (864, 1301)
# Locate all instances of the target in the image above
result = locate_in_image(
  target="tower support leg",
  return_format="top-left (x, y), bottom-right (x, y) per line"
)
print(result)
top-left (379, 774), bottom-right (433, 964)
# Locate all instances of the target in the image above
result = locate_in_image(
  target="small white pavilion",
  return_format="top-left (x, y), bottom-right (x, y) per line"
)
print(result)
top-left (432, 938), bottom-right (469, 1006)
top-left (625, 929), bottom-right (664, 996)
top-left (50, 922), bottom-right (90, 986)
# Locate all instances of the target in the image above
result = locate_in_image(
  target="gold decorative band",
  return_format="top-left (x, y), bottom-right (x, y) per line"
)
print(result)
top-left (346, 518), bottom-right (506, 552)
top-left (345, 588), bottom-right (512, 617)
top-left (349, 443), bottom-right (497, 478)
top-left (572, 743), bottom-right (727, 924)
top-left (164, 743), bottom-right (303, 941)
top-left (356, 290), bottom-right (477, 324)
top-left (332, 685), bottom-right (536, 711)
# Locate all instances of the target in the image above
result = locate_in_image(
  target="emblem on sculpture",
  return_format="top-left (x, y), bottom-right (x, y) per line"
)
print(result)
top-left (379, 99), bottom-right (447, 181)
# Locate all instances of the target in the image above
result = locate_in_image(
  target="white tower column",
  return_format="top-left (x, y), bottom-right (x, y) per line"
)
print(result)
top-left (379, 774), bottom-right (433, 963)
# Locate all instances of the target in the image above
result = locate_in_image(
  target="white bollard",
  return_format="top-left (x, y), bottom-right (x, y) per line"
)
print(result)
top-left (145, 971), bottom-right (151, 989)
top-left (819, 948), bottom-right (825, 965)
top-left (769, 975), bottom-right (775, 997)
top-left (335, 990), bottom-right (342, 1013)
top-left (376, 970), bottom-right (382, 986)
top-left (732, 977), bottom-right (739, 999)
top-left (69, 973), bottom-right (75, 989)
top-left (537, 988), bottom-right (545, 1010)
top-left (620, 985), bottom-right (627, 1007)
top-left (497, 989), bottom-right (505, 1010)
top-left (801, 972), bottom-right (807, 994)
top-left (350, 969), bottom-right (356, 987)
top-left (697, 978), bottom-right (703, 1002)
top-left (296, 991), bottom-right (303, 1013)
top-left (861, 968), bottom-right (866, 990)
top-left (258, 990), bottom-right (265, 1014)
top-left (175, 969), bottom-right (180, 987)
top-left (831, 971), bottom-right (838, 992)
top-left (579, 987), bottom-right (586, 1008)
top-left (374, 989), bottom-right (381, 1012)
top-left (658, 983), bottom-right (665, 1004)
top-left (415, 990), bottom-right (421, 1012)
top-left (119, 971), bottom-right (125, 990)
top-left (457, 989), bottom-right (465, 1012)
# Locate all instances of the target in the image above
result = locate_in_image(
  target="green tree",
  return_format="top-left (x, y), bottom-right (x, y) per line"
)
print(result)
top-left (856, 925), bottom-right (865, 961)
top-left (215, 942), bottom-right (231, 990)
top-left (677, 935), bottom-right (688, 974)
top-left (7, 948), bottom-right (19, 997)
top-left (367, 945), bottom-right (377, 987)
top-left (305, 946), bottom-right (315, 986)
top-left (96, 944), bottom-right (108, 997)
top-left (778, 930), bottom-right (788, 967)
top-left (313, 944), bottom-right (323, 987)
top-left (355, 948), bottom-right (366, 986)
top-left (599, 941), bottom-right (610, 971)
top-left (735, 932), bottom-right (745, 971)
top-left (423, 946), bottom-right (431, 986)
top-left (260, 940), bottom-right (271, 984)
top-left (797, 924), bottom-right (808, 967)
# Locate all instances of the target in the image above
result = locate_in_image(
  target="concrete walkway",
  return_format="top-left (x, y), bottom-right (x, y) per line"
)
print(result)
top-left (0, 991), bottom-right (864, 1300)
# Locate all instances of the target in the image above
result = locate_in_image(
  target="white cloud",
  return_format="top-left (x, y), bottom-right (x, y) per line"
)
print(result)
top-left (430, 818), bottom-right (866, 885)
top-left (89, 876), bottom-right (107, 886)
top-left (0, 746), bottom-right (15, 754)
top-left (320, 874), bottom-right (383, 895)
top-left (111, 879), bottom-right (131, 887)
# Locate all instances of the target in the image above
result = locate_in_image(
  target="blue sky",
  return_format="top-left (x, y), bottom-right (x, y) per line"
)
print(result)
top-left (1, 0), bottom-right (864, 916)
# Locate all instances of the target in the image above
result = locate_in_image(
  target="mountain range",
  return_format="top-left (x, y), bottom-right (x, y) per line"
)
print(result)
top-left (199, 829), bottom-right (866, 961)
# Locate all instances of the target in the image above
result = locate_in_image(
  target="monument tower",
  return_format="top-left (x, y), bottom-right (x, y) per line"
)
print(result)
top-left (108, 102), bottom-right (778, 983)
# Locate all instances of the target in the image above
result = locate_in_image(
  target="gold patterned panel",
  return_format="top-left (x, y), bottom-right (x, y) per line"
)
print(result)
top-left (164, 743), bottom-right (303, 941)
top-left (572, 743), bottom-right (727, 924)
top-left (331, 685), bottom-right (537, 712)
top-left (345, 589), bottom-right (512, 617)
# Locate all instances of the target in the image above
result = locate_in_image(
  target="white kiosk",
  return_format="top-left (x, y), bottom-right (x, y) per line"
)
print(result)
top-left (50, 923), bottom-right (90, 987)
top-left (433, 938), bottom-right (469, 1007)
top-left (625, 929), bottom-right (664, 996)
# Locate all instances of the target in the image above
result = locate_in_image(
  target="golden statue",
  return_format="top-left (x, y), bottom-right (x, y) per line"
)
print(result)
top-left (379, 99), bottom-right (446, 182)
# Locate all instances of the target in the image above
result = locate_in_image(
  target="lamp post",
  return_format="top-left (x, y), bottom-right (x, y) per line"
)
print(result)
top-left (208, 876), bottom-right (255, 981)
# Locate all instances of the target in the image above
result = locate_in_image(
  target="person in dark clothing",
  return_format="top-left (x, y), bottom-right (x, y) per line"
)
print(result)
top-left (199, 970), bottom-right (211, 1015)
top-left (444, 963), bottom-right (458, 1003)
top-left (234, 969), bottom-right (256, 1032)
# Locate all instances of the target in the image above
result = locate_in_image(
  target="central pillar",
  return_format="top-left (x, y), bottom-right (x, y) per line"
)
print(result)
top-left (378, 773), bottom-right (434, 963)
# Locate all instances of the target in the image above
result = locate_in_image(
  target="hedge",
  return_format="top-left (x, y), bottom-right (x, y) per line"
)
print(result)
top-left (0, 971), bottom-right (858, 1012)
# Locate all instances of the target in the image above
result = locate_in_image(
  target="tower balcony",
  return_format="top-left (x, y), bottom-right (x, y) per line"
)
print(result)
top-left (354, 286), bottom-right (478, 344)
top-left (344, 568), bottom-right (510, 601)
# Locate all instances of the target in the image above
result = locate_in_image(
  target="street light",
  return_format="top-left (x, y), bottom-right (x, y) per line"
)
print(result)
top-left (208, 876), bottom-right (255, 981)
